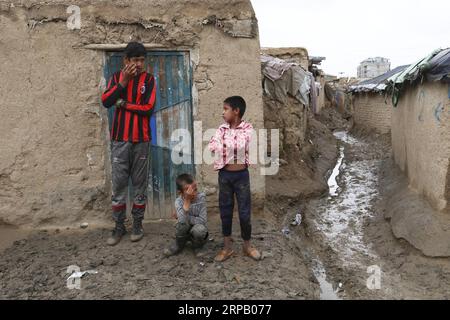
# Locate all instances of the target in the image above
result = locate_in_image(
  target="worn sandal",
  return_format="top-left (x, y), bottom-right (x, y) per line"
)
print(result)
top-left (214, 249), bottom-right (234, 262)
top-left (243, 247), bottom-right (262, 261)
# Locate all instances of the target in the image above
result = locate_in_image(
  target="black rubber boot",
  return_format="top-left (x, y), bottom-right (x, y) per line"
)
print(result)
top-left (130, 219), bottom-right (144, 242)
top-left (163, 235), bottom-right (188, 257)
top-left (107, 223), bottom-right (127, 246)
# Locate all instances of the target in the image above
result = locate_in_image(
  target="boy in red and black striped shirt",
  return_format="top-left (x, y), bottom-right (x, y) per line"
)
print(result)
top-left (101, 42), bottom-right (156, 246)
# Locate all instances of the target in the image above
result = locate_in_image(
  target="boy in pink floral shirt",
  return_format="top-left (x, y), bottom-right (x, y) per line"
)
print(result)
top-left (208, 96), bottom-right (261, 262)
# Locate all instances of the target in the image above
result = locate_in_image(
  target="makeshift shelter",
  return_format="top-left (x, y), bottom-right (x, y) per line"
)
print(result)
top-left (387, 48), bottom-right (450, 212)
top-left (349, 65), bottom-right (409, 133)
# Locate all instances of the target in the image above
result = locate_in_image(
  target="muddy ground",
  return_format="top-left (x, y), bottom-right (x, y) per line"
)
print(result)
top-left (0, 213), bottom-right (319, 299)
top-left (1, 108), bottom-right (450, 299)
top-left (301, 127), bottom-right (450, 299)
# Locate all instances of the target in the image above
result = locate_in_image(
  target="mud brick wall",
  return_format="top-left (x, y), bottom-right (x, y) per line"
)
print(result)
top-left (260, 47), bottom-right (309, 71)
top-left (0, 0), bottom-right (264, 227)
top-left (352, 92), bottom-right (392, 134)
top-left (391, 81), bottom-right (450, 212)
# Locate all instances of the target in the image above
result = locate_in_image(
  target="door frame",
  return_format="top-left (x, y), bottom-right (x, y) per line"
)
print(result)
top-left (101, 48), bottom-right (196, 220)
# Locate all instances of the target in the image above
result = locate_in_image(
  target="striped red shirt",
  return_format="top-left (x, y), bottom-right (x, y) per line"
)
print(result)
top-left (101, 71), bottom-right (156, 143)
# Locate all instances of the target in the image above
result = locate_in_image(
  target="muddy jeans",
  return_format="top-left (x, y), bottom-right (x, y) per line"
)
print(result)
top-left (176, 222), bottom-right (209, 248)
top-left (111, 141), bottom-right (150, 224)
top-left (218, 168), bottom-right (252, 241)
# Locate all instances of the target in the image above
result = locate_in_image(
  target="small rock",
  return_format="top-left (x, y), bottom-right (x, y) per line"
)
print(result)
top-left (80, 223), bottom-right (89, 229)
top-left (261, 252), bottom-right (273, 260)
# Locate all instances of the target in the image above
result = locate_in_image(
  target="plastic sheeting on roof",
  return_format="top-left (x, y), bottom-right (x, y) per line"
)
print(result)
top-left (261, 54), bottom-right (312, 106)
top-left (387, 48), bottom-right (450, 106)
top-left (426, 48), bottom-right (450, 82)
top-left (349, 65), bottom-right (409, 93)
top-left (387, 49), bottom-right (441, 84)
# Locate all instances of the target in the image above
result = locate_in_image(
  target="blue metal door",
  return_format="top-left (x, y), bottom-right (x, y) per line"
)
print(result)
top-left (103, 51), bottom-right (195, 219)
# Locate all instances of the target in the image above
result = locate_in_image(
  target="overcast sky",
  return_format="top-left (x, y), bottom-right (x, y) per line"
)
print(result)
top-left (251, 0), bottom-right (450, 77)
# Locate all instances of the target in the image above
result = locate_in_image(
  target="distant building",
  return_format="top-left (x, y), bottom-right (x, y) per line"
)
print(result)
top-left (357, 57), bottom-right (390, 79)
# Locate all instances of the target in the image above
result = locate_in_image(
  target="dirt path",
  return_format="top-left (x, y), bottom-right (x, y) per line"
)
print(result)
top-left (303, 129), bottom-right (450, 299)
top-left (2, 111), bottom-right (450, 300)
top-left (0, 213), bottom-right (319, 299)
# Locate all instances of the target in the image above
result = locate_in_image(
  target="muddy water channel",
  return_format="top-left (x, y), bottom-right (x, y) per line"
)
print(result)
top-left (309, 131), bottom-right (383, 299)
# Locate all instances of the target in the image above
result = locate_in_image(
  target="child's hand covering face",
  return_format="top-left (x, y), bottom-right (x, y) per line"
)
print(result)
top-left (184, 182), bottom-right (198, 201)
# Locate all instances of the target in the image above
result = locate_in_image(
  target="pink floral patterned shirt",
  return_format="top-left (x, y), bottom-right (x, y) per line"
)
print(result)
top-left (208, 121), bottom-right (254, 171)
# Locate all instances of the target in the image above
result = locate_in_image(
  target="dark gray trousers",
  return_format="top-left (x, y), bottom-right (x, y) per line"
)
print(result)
top-left (111, 141), bottom-right (150, 224)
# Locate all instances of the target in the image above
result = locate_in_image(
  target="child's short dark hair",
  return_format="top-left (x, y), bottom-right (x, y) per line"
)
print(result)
top-left (176, 173), bottom-right (194, 192)
top-left (124, 42), bottom-right (146, 59)
top-left (224, 96), bottom-right (246, 118)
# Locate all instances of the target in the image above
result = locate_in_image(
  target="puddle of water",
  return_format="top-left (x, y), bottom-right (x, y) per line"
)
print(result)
top-left (327, 145), bottom-right (344, 197)
top-left (312, 259), bottom-right (341, 300)
top-left (317, 131), bottom-right (379, 265)
top-left (333, 131), bottom-right (359, 145)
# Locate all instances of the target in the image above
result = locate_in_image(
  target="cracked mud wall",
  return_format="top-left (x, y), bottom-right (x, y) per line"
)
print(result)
top-left (0, 0), bottom-right (264, 227)
top-left (391, 81), bottom-right (450, 212)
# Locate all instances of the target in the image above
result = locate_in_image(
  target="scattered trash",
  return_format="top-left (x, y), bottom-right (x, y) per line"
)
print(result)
top-left (261, 251), bottom-right (273, 260)
top-left (67, 269), bottom-right (98, 281)
top-left (282, 227), bottom-right (290, 236)
top-left (291, 213), bottom-right (302, 226)
top-left (199, 262), bottom-right (205, 267)
top-left (80, 222), bottom-right (89, 229)
top-left (338, 282), bottom-right (343, 288)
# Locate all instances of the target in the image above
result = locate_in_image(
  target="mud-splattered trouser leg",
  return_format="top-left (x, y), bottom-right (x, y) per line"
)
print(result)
top-left (130, 142), bottom-right (150, 222)
top-left (175, 223), bottom-right (208, 248)
top-left (111, 141), bottom-right (150, 223)
top-left (218, 169), bottom-right (252, 241)
top-left (190, 224), bottom-right (209, 248)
